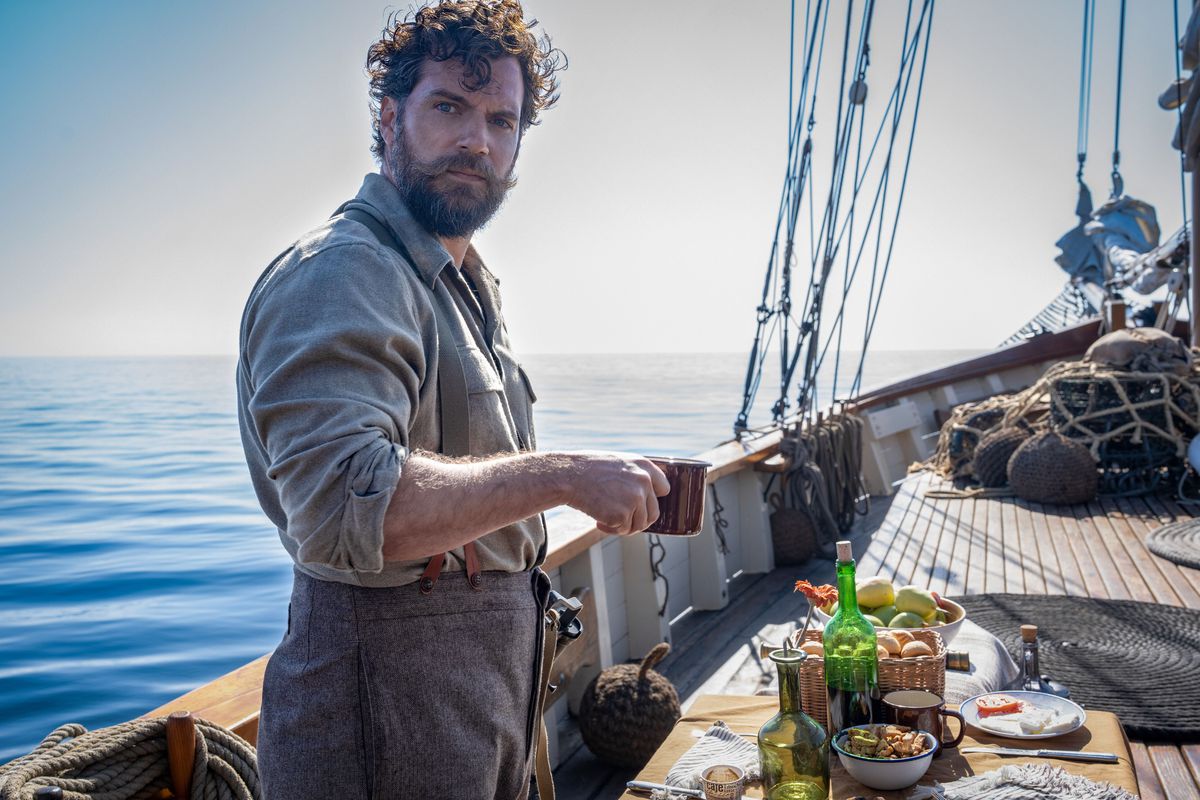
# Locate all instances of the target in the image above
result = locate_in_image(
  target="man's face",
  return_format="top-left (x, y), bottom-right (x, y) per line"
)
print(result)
top-left (382, 56), bottom-right (523, 238)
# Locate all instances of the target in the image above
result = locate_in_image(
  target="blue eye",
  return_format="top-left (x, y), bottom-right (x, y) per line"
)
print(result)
top-left (435, 102), bottom-right (455, 113)
top-left (492, 118), bottom-right (514, 130)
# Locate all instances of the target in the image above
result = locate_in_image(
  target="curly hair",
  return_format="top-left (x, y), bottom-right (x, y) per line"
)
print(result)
top-left (366, 0), bottom-right (565, 162)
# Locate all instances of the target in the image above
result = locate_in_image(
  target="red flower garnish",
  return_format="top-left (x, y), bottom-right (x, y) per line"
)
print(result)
top-left (794, 580), bottom-right (838, 606)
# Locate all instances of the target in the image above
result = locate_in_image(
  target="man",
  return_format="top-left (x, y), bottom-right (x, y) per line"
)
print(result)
top-left (236, 2), bottom-right (668, 798)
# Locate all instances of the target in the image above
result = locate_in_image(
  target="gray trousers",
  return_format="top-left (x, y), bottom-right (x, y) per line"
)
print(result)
top-left (258, 567), bottom-right (551, 800)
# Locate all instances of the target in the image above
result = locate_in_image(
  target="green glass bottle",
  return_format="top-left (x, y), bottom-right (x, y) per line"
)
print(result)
top-left (822, 540), bottom-right (880, 736)
top-left (757, 648), bottom-right (830, 800)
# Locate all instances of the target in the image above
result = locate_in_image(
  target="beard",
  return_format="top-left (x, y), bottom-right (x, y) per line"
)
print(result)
top-left (388, 125), bottom-right (517, 238)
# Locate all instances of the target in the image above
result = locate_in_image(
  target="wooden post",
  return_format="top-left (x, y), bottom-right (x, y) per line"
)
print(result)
top-left (736, 469), bottom-right (774, 574)
top-left (1192, 166), bottom-right (1199, 348)
top-left (1106, 300), bottom-right (1126, 332)
top-left (165, 711), bottom-right (196, 799)
top-left (688, 478), bottom-right (731, 611)
top-left (620, 534), bottom-right (672, 655)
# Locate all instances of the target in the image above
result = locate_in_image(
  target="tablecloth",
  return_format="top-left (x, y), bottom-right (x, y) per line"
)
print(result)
top-left (619, 695), bottom-right (1138, 799)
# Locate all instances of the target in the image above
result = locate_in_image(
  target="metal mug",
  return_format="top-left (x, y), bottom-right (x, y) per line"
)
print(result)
top-left (644, 457), bottom-right (711, 536)
top-left (882, 690), bottom-right (966, 754)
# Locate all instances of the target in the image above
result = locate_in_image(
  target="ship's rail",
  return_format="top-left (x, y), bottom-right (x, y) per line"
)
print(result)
top-left (149, 319), bottom-right (1117, 769)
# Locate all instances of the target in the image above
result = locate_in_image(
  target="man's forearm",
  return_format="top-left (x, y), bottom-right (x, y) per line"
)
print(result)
top-left (380, 452), bottom-right (572, 562)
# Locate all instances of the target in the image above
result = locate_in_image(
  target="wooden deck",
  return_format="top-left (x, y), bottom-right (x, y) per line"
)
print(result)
top-left (555, 472), bottom-right (1200, 799)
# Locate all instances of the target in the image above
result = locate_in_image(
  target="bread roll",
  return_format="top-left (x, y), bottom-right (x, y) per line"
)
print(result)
top-left (901, 640), bottom-right (933, 658)
top-left (799, 641), bottom-right (824, 657)
top-left (891, 630), bottom-right (916, 646)
top-left (876, 644), bottom-right (891, 660)
top-left (876, 634), bottom-right (901, 656)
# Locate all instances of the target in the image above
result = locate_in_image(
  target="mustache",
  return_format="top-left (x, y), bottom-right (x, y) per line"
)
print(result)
top-left (410, 152), bottom-right (509, 186)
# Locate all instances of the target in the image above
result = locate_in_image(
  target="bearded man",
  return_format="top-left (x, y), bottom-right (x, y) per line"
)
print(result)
top-left (235, 3), bottom-right (669, 798)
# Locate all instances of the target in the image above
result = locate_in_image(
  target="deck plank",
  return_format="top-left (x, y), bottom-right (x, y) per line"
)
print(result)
top-left (982, 482), bottom-right (1008, 594)
top-left (891, 473), bottom-right (941, 587)
top-left (1131, 742), bottom-right (1168, 800)
top-left (925, 493), bottom-right (966, 597)
top-left (1182, 743), bottom-right (1200, 791)
top-left (999, 491), bottom-right (1025, 594)
top-left (1148, 743), bottom-right (1200, 800)
top-left (1015, 498), bottom-right (1049, 594)
top-left (1086, 498), bottom-right (1156, 603)
top-left (1100, 496), bottom-right (1185, 606)
top-left (858, 474), bottom-right (924, 581)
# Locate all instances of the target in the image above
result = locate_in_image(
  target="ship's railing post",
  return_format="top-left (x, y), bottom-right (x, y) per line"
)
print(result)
top-left (621, 533), bottom-right (673, 655)
top-left (737, 469), bottom-right (774, 574)
top-left (688, 474), bottom-right (733, 611)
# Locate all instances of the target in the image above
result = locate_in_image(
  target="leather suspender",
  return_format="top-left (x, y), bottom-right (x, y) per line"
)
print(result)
top-left (338, 203), bottom-right (482, 593)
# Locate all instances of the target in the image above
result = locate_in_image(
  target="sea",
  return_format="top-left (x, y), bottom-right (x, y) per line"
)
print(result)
top-left (0, 350), bottom-right (978, 761)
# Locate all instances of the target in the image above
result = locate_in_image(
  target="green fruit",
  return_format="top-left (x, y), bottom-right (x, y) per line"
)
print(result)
top-left (873, 605), bottom-right (899, 625)
top-left (934, 609), bottom-right (948, 624)
top-left (890, 611), bottom-right (925, 629)
top-left (863, 615), bottom-right (885, 628)
top-left (921, 606), bottom-right (939, 623)
top-left (895, 585), bottom-right (938, 618)
top-left (857, 576), bottom-right (895, 608)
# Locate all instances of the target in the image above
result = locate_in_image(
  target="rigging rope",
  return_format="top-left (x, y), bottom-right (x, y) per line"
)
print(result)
top-left (0, 718), bottom-right (259, 800)
top-left (735, 0), bottom-right (935, 436)
top-left (1076, 0), bottom-right (1096, 185)
top-left (1111, 0), bottom-right (1127, 198)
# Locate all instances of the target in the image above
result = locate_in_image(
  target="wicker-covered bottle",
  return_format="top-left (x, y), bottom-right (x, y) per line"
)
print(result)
top-left (758, 647), bottom-right (829, 800)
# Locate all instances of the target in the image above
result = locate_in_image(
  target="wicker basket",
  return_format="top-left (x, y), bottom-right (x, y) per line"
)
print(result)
top-left (790, 628), bottom-right (946, 732)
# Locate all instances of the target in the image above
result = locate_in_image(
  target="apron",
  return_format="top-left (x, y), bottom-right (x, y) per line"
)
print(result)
top-left (257, 566), bottom-right (553, 799)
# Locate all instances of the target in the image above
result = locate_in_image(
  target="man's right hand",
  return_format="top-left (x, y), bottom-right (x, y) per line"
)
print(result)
top-left (559, 452), bottom-right (671, 536)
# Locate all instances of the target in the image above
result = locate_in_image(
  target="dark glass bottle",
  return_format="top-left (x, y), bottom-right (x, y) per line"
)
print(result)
top-left (758, 648), bottom-right (830, 800)
top-left (1020, 624), bottom-right (1070, 697)
top-left (822, 540), bottom-right (880, 735)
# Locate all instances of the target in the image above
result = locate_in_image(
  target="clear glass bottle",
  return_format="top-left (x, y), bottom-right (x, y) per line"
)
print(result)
top-left (822, 540), bottom-right (881, 735)
top-left (1020, 624), bottom-right (1070, 697)
top-left (758, 647), bottom-right (830, 800)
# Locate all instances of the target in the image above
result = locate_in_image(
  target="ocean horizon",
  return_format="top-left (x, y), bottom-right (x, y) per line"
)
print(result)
top-left (0, 349), bottom-right (979, 761)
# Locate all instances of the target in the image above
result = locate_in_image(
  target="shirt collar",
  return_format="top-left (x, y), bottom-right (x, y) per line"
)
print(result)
top-left (352, 172), bottom-right (454, 288)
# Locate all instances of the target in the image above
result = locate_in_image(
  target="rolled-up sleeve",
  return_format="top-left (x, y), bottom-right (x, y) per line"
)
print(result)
top-left (243, 242), bottom-right (430, 573)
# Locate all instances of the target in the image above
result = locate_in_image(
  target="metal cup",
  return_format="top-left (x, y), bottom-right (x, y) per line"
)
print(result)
top-left (644, 457), bottom-right (711, 536)
top-left (882, 689), bottom-right (966, 754)
top-left (699, 764), bottom-right (745, 800)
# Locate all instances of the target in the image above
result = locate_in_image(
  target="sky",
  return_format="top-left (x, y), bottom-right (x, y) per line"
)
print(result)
top-left (0, 0), bottom-right (1193, 357)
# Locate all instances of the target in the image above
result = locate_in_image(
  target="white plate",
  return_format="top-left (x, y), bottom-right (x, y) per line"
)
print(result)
top-left (960, 691), bottom-right (1086, 740)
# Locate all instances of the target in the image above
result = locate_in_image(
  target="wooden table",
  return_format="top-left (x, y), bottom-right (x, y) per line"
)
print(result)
top-left (621, 695), bottom-right (1140, 799)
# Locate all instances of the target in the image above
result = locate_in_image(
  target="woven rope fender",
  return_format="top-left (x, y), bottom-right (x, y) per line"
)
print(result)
top-left (768, 492), bottom-right (818, 565)
top-left (578, 642), bottom-right (680, 769)
top-left (1007, 431), bottom-right (1098, 505)
top-left (972, 426), bottom-right (1031, 488)
top-left (0, 717), bottom-right (259, 800)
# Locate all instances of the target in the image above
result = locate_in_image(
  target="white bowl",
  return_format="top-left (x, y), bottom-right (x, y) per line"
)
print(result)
top-left (813, 597), bottom-right (966, 646)
top-left (832, 729), bottom-right (938, 790)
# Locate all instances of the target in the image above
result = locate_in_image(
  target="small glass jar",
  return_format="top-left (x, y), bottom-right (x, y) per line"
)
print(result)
top-left (758, 649), bottom-right (829, 800)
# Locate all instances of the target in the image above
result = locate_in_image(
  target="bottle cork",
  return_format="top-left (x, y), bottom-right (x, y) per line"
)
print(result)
top-left (836, 540), bottom-right (853, 562)
top-left (1021, 624), bottom-right (1038, 643)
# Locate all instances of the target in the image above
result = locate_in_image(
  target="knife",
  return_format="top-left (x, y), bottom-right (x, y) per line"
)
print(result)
top-left (961, 746), bottom-right (1119, 763)
top-left (626, 780), bottom-right (706, 797)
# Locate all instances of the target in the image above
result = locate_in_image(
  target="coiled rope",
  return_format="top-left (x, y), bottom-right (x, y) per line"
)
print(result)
top-left (0, 718), bottom-right (259, 800)
top-left (777, 413), bottom-right (868, 546)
